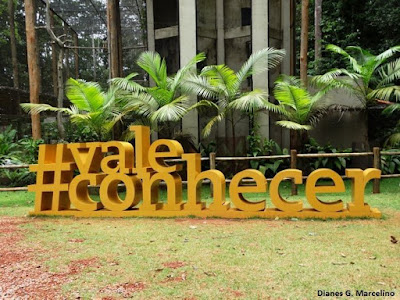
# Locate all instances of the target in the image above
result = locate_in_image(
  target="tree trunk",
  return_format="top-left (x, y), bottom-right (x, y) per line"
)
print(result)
top-left (8, 0), bottom-right (19, 89)
top-left (290, 130), bottom-right (309, 151)
top-left (25, 0), bottom-right (42, 140)
top-left (116, 0), bottom-right (123, 77)
top-left (300, 0), bottom-right (309, 86)
top-left (230, 113), bottom-right (236, 156)
top-left (107, 0), bottom-right (122, 78)
top-left (107, 0), bottom-right (123, 139)
top-left (57, 47), bottom-right (66, 139)
top-left (63, 23), bottom-right (70, 80)
top-left (50, 11), bottom-right (58, 96)
top-left (92, 36), bottom-right (97, 80)
top-left (314, 0), bottom-right (322, 74)
top-left (73, 32), bottom-right (79, 78)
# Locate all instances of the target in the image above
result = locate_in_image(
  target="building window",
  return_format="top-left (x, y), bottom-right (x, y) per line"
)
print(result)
top-left (241, 7), bottom-right (251, 26)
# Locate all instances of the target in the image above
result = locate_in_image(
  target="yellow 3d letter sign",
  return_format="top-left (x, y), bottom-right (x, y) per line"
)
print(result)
top-left (28, 126), bottom-right (381, 219)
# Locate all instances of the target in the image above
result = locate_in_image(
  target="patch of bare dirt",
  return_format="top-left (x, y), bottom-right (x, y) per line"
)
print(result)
top-left (161, 272), bottom-right (187, 283)
top-left (68, 258), bottom-right (99, 275)
top-left (0, 216), bottom-right (98, 299)
top-left (99, 282), bottom-right (146, 298)
top-left (219, 288), bottom-right (245, 298)
top-left (162, 261), bottom-right (186, 269)
top-left (68, 238), bottom-right (85, 243)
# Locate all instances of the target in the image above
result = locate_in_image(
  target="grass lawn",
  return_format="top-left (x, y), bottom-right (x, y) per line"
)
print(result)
top-left (0, 179), bottom-right (399, 299)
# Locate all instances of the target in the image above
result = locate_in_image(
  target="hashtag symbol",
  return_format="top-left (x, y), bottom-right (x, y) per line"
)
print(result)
top-left (29, 144), bottom-right (76, 212)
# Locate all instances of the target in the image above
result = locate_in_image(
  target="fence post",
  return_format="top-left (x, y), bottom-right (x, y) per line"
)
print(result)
top-left (373, 147), bottom-right (381, 194)
top-left (209, 152), bottom-right (216, 196)
top-left (290, 149), bottom-right (298, 195)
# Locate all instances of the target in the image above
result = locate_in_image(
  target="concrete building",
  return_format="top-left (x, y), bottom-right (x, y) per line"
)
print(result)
top-left (146, 0), bottom-right (295, 153)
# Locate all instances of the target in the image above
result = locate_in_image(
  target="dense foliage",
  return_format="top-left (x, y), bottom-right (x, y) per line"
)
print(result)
top-left (297, 0), bottom-right (400, 75)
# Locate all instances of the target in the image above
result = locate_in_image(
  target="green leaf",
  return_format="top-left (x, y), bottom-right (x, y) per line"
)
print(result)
top-left (66, 78), bottom-right (105, 112)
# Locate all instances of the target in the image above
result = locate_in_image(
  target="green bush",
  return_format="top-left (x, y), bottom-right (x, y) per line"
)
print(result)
top-left (304, 138), bottom-right (352, 174)
top-left (0, 126), bottom-right (43, 187)
top-left (381, 149), bottom-right (400, 175)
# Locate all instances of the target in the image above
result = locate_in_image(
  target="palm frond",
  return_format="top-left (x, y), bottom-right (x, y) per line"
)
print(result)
top-left (150, 95), bottom-right (190, 122)
top-left (187, 100), bottom-right (219, 111)
top-left (312, 68), bottom-right (361, 85)
top-left (202, 112), bottom-right (226, 137)
top-left (110, 73), bottom-right (146, 92)
top-left (69, 113), bottom-right (92, 123)
top-left (235, 47), bottom-right (285, 87)
top-left (376, 45), bottom-right (400, 61)
top-left (276, 120), bottom-right (312, 131)
top-left (169, 52), bottom-right (206, 92)
top-left (201, 64), bottom-right (238, 96)
top-left (228, 89), bottom-right (285, 114)
top-left (273, 78), bottom-right (310, 109)
top-left (383, 103), bottom-right (400, 115)
top-left (123, 92), bottom-right (159, 118)
top-left (385, 133), bottom-right (400, 147)
top-left (66, 78), bottom-right (105, 112)
top-left (312, 77), bottom-right (364, 104)
top-left (369, 86), bottom-right (400, 102)
top-left (181, 74), bottom-right (219, 99)
top-left (376, 58), bottom-right (400, 88)
top-left (137, 51), bottom-right (168, 88)
top-left (327, 45), bottom-right (362, 73)
top-left (20, 103), bottom-right (73, 115)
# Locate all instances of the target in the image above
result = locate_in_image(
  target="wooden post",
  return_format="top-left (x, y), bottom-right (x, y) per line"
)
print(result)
top-left (209, 152), bottom-right (216, 196)
top-left (291, 149), bottom-right (298, 195)
top-left (373, 147), bottom-right (381, 194)
top-left (25, 0), bottom-right (41, 139)
top-left (300, 0), bottom-right (309, 86)
top-left (9, 0), bottom-right (19, 89)
top-left (73, 32), bottom-right (79, 78)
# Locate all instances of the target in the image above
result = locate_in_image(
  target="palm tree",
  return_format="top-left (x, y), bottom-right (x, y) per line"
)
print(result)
top-left (313, 44), bottom-right (400, 148)
top-left (313, 45), bottom-right (400, 107)
top-left (21, 78), bottom-right (121, 141)
top-left (273, 75), bottom-right (329, 149)
top-left (111, 51), bottom-right (206, 138)
top-left (181, 47), bottom-right (286, 154)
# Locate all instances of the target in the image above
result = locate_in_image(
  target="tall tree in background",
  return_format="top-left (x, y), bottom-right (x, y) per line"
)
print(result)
top-left (24, 0), bottom-right (41, 139)
top-left (8, 0), bottom-right (19, 89)
top-left (300, 0), bottom-right (309, 86)
top-left (44, 0), bottom-right (70, 139)
top-left (314, 0), bottom-right (322, 74)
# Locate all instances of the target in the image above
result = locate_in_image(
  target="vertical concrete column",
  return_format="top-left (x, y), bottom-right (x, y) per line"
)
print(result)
top-left (216, 0), bottom-right (225, 65)
top-left (179, 0), bottom-right (199, 144)
top-left (146, 0), bottom-right (155, 52)
top-left (216, 0), bottom-right (226, 140)
top-left (146, 0), bottom-right (157, 141)
top-left (252, 0), bottom-right (269, 140)
top-left (281, 0), bottom-right (291, 149)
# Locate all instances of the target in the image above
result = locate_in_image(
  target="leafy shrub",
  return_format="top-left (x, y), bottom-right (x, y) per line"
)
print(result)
top-left (0, 126), bottom-right (43, 187)
top-left (1, 169), bottom-right (35, 187)
top-left (381, 150), bottom-right (400, 175)
top-left (247, 127), bottom-right (290, 177)
top-left (304, 138), bottom-right (352, 174)
top-left (0, 126), bottom-right (20, 164)
top-left (42, 121), bottom-right (100, 143)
